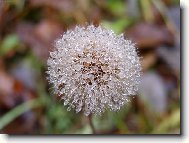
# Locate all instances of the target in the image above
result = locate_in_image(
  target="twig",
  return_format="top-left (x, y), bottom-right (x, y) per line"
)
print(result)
top-left (151, 0), bottom-right (179, 41)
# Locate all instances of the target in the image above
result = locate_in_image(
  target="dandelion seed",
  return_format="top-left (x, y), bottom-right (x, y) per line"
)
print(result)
top-left (47, 24), bottom-right (142, 116)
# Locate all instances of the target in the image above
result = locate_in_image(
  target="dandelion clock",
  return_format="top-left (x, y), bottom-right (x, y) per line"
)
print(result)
top-left (46, 24), bottom-right (141, 117)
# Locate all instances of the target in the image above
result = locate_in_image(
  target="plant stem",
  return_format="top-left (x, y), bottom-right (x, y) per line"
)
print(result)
top-left (88, 114), bottom-right (96, 134)
top-left (0, 97), bottom-right (43, 130)
top-left (140, 0), bottom-right (154, 23)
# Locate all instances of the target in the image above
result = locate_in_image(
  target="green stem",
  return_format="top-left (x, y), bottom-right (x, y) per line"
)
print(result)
top-left (0, 97), bottom-right (43, 130)
top-left (88, 115), bottom-right (96, 134)
top-left (140, 0), bottom-right (154, 22)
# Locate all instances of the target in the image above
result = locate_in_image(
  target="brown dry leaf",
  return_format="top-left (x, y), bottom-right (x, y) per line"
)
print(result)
top-left (0, 65), bottom-right (39, 134)
top-left (30, 0), bottom-right (75, 14)
top-left (141, 51), bottom-right (157, 71)
top-left (151, 5), bottom-right (165, 25)
top-left (0, 68), bottom-right (15, 108)
top-left (16, 22), bottom-right (47, 60)
top-left (0, 66), bottom-right (36, 109)
top-left (33, 19), bottom-right (63, 43)
top-left (125, 23), bottom-right (174, 49)
top-left (0, 1), bottom-right (4, 37)
top-left (0, 59), bottom-right (37, 108)
top-left (0, 1), bottom-right (8, 38)
top-left (138, 72), bottom-right (168, 113)
top-left (16, 20), bottom-right (63, 61)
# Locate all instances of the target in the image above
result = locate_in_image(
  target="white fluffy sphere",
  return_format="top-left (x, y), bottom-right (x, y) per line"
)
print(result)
top-left (47, 25), bottom-right (141, 116)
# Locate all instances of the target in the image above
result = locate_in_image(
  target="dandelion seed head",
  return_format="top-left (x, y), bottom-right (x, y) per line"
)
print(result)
top-left (47, 25), bottom-right (141, 116)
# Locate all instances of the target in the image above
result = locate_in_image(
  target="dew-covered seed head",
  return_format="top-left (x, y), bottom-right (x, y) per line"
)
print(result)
top-left (46, 24), bottom-right (142, 116)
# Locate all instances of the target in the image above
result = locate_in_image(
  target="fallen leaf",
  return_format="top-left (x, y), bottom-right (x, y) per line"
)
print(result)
top-left (125, 22), bottom-right (174, 49)
top-left (16, 20), bottom-right (63, 61)
top-left (30, 0), bottom-right (75, 14)
top-left (138, 71), bottom-right (168, 113)
top-left (0, 66), bottom-right (15, 108)
top-left (141, 51), bottom-right (157, 71)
